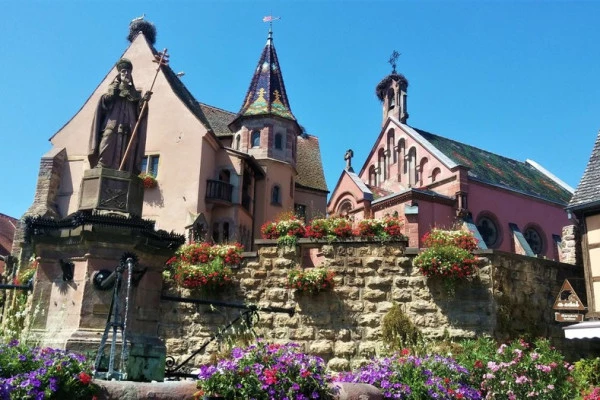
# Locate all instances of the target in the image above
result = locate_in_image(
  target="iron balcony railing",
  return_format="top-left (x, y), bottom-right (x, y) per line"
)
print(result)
top-left (205, 179), bottom-right (233, 203)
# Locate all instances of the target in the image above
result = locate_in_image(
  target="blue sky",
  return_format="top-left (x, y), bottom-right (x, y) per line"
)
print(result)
top-left (1, 1), bottom-right (599, 219)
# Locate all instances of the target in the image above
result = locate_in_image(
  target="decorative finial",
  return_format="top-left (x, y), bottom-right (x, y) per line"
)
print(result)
top-left (388, 50), bottom-right (400, 74)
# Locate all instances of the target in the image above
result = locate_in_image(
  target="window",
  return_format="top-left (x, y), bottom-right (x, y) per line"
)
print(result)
top-left (235, 134), bottom-right (241, 150)
top-left (387, 130), bottom-right (396, 164)
top-left (387, 88), bottom-right (395, 110)
top-left (338, 199), bottom-right (353, 217)
top-left (369, 165), bottom-right (377, 186)
top-left (275, 133), bottom-right (283, 150)
top-left (271, 185), bottom-right (281, 205)
top-left (378, 148), bottom-right (387, 181)
top-left (431, 167), bottom-right (441, 183)
top-left (524, 226), bottom-right (544, 255)
top-left (141, 155), bottom-right (160, 177)
top-left (407, 147), bottom-right (417, 186)
top-left (251, 130), bottom-right (261, 147)
top-left (418, 157), bottom-right (428, 186)
top-left (294, 203), bottom-right (306, 222)
top-left (477, 215), bottom-right (500, 248)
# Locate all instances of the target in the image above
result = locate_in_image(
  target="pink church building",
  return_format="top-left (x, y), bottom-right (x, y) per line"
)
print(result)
top-left (21, 22), bottom-right (327, 251)
top-left (328, 70), bottom-right (572, 260)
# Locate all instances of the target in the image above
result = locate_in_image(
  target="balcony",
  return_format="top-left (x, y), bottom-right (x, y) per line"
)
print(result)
top-left (205, 180), bottom-right (233, 204)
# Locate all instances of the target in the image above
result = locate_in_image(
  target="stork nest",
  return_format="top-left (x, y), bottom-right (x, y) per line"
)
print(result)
top-left (128, 20), bottom-right (157, 45)
top-left (375, 73), bottom-right (409, 101)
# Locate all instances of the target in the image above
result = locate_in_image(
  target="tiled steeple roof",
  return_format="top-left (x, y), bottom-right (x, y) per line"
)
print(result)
top-left (569, 130), bottom-right (600, 210)
top-left (236, 28), bottom-right (296, 121)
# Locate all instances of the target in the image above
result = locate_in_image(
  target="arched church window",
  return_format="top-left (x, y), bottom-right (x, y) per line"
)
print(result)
top-left (275, 133), bottom-right (283, 150)
top-left (387, 130), bottom-right (396, 164)
top-left (387, 88), bottom-right (395, 110)
top-left (418, 157), bottom-right (428, 186)
top-left (338, 199), bottom-right (353, 217)
top-left (476, 214), bottom-right (501, 248)
top-left (431, 167), bottom-right (441, 183)
top-left (397, 139), bottom-right (406, 181)
top-left (369, 165), bottom-right (377, 186)
top-left (378, 148), bottom-right (387, 181)
top-left (524, 226), bottom-right (544, 255)
top-left (251, 130), bottom-right (260, 148)
top-left (407, 147), bottom-right (417, 186)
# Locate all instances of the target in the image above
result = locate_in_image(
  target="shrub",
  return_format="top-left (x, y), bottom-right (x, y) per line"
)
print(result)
top-left (573, 357), bottom-right (600, 398)
top-left (197, 340), bottom-right (336, 399)
top-left (478, 338), bottom-right (576, 399)
top-left (336, 351), bottom-right (481, 399)
top-left (584, 387), bottom-right (600, 400)
top-left (287, 267), bottom-right (335, 294)
top-left (260, 213), bottom-right (305, 246)
top-left (381, 303), bottom-right (421, 352)
top-left (0, 340), bottom-right (97, 399)
top-left (413, 245), bottom-right (478, 279)
top-left (355, 219), bottom-right (385, 237)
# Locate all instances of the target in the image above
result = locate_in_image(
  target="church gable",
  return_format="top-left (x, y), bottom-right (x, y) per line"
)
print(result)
top-left (357, 119), bottom-right (456, 191)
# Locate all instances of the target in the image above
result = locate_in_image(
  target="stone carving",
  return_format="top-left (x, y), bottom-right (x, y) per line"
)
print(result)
top-left (89, 58), bottom-right (149, 174)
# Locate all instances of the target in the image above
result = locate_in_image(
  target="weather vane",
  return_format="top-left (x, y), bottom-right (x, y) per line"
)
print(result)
top-left (262, 15), bottom-right (281, 31)
top-left (388, 50), bottom-right (400, 74)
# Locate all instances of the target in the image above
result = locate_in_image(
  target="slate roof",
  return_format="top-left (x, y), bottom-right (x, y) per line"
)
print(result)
top-left (198, 103), bottom-right (235, 137)
top-left (235, 29), bottom-right (296, 122)
top-left (0, 214), bottom-right (16, 256)
top-left (569, 130), bottom-right (600, 210)
top-left (413, 128), bottom-right (572, 205)
top-left (296, 134), bottom-right (328, 193)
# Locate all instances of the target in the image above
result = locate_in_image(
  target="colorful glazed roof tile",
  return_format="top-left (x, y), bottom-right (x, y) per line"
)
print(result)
top-left (569, 130), bottom-right (600, 210)
top-left (414, 128), bottom-right (572, 205)
top-left (236, 29), bottom-right (296, 121)
top-left (296, 134), bottom-right (329, 193)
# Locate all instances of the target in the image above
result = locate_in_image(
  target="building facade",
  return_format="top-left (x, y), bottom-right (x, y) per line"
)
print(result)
top-left (328, 71), bottom-right (572, 260)
top-left (20, 22), bottom-right (327, 251)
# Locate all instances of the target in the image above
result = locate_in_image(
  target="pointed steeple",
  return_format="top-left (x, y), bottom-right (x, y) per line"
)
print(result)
top-left (236, 27), bottom-right (296, 122)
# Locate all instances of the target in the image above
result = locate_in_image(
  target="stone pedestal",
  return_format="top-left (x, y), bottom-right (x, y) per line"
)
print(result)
top-left (26, 214), bottom-right (184, 382)
top-left (79, 168), bottom-right (144, 216)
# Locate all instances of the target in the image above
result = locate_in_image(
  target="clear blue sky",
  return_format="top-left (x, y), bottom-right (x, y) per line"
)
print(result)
top-left (1, 1), bottom-right (599, 219)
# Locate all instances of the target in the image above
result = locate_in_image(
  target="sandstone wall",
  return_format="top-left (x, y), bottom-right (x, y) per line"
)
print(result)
top-left (158, 239), bottom-right (592, 371)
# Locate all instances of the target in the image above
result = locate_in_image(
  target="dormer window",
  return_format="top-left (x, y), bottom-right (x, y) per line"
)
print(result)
top-left (251, 130), bottom-right (261, 148)
top-left (275, 133), bottom-right (283, 150)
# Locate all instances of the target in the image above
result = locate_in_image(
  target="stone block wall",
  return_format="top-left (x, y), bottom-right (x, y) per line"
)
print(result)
top-left (159, 240), bottom-right (591, 371)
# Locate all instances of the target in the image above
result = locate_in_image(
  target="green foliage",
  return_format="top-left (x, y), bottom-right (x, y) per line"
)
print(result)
top-left (573, 357), bottom-right (600, 396)
top-left (381, 303), bottom-right (421, 352)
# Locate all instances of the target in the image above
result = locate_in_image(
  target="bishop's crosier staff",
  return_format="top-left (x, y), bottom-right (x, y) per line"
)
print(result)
top-left (118, 48), bottom-right (169, 171)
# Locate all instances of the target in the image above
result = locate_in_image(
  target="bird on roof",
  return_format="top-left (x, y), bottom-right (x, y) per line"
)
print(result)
top-left (131, 13), bottom-right (145, 23)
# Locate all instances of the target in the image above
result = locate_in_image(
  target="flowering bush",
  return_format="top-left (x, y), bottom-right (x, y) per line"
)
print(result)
top-left (336, 350), bottom-right (481, 399)
top-left (305, 217), bottom-right (354, 241)
top-left (355, 218), bottom-right (385, 237)
top-left (165, 242), bottom-right (242, 289)
top-left (355, 216), bottom-right (405, 240)
top-left (584, 387), bottom-right (600, 400)
top-left (414, 229), bottom-right (478, 293)
top-left (287, 267), bottom-right (335, 294)
top-left (423, 228), bottom-right (479, 251)
top-left (413, 245), bottom-right (478, 279)
top-left (476, 338), bottom-right (576, 399)
top-left (261, 213), bottom-right (305, 246)
top-left (139, 172), bottom-right (157, 189)
top-left (0, 340), bottom-right (97, 399)
top-left (197, 340), bottom-right (336, 399)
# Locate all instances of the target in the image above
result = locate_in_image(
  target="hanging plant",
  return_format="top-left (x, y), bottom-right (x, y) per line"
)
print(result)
top-left (139, 173), bottom-right (158, 189)
top-left (287, 267), bottom-right (335, 295)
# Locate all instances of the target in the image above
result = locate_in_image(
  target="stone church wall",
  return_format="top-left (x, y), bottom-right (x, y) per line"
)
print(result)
top-left (159, 240), bottom-right (592, 371)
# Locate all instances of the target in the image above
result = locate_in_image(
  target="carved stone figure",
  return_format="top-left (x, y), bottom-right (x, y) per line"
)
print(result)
top-left (89, 58), bottom-right (148, 174)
